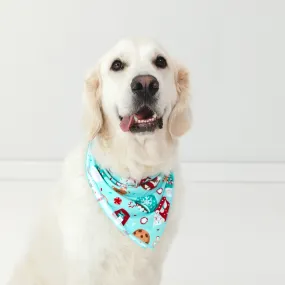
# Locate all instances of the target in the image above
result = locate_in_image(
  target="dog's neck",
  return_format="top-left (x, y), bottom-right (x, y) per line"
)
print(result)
top-left (91, 130), bottom-right (177, 181)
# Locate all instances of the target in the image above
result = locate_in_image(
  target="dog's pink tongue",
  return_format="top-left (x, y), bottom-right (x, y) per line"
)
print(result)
top-left (120, 115), bottom-right (135, 132)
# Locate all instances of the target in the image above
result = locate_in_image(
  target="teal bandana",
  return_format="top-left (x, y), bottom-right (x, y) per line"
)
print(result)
top-left (85, 142), bottom-right (175, 249)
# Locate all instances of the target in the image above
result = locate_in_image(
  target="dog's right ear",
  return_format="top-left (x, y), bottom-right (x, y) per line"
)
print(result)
top-left (83, 68), bottom-right (103, 140)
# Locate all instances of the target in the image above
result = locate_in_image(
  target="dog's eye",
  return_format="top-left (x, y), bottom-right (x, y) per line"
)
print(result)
top-left (111, 59), bottom-right (125, 71)
top-left (154, 56), bottom-right (167, 69)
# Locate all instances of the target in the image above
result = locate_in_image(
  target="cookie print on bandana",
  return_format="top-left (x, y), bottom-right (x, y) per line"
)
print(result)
top-left (133, 229), bottom-right (150, 244)
top-left (85, 142), bottom-right (175, 249)
top-left (112, 186), bottom-right (127, 195)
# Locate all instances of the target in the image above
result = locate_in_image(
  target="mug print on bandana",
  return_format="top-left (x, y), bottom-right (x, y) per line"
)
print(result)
top-left (85, 142), bottom-right (175, 249)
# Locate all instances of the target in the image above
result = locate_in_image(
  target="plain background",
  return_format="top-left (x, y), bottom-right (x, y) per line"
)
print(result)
top-left (1, 0), bottom-right (285, 284)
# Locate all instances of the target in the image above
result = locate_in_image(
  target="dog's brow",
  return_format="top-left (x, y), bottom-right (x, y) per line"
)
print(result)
top-left (113, 52), bottom-right (129, 61)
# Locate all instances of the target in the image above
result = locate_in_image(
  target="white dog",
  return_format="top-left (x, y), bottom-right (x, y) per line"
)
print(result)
top-left (9, 38), bottom-right (191, 285)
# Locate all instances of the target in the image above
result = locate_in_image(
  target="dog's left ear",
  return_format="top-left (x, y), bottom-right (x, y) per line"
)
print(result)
top-left (168, 65), bottom-right (191, 138)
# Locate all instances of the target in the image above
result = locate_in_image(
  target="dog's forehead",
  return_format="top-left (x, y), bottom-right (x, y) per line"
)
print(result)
top-left (116, 39), bottom-right (164, 56)
top-left (103, 38), bottom-right (167, 63)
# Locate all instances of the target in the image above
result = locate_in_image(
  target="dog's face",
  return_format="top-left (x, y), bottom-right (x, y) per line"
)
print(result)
top-left (84, 38), bottom-right (191, 139)
top-left (100, 39), bottom-right (178, 134)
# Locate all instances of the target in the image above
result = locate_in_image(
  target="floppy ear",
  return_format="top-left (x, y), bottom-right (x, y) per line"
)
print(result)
top-left (168, 65), bottom-right (191, 138)
top-left (83, 68), bottom-right (103, 140)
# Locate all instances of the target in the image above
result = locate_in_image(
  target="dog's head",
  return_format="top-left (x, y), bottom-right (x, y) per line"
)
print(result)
top-left (84, 38), bottom-right (191, 140)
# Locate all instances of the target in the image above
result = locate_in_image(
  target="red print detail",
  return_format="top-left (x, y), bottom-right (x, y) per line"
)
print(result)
top-left (114, 197), bottom-right (122, 205)
top-left (140, 176), bottom-right (160, 190)
top-left (155, 197), bottom-right (170, 221)
top-left (114, 208), bottom-right (130, 225)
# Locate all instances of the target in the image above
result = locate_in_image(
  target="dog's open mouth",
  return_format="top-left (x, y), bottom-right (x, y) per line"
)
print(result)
top-left (119, 106), bottom-right (163, 133)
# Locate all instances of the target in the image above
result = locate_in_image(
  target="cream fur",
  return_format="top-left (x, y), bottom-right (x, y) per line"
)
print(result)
top-left (9, 38), bottom-right (191, 285)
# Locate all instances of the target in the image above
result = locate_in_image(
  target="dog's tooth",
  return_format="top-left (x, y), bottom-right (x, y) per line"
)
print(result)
top-left (153, 113), bottom-right (157, 119)
top-left (134, 116), bottom-right (138, 122)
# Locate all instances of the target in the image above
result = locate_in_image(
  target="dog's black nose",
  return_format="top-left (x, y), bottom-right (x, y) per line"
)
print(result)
top-left (131, 75), bottom-right (159, 97)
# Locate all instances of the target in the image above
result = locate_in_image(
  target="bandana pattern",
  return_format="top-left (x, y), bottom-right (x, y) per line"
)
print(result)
top-left (85, 143), bottom-right (174, 249)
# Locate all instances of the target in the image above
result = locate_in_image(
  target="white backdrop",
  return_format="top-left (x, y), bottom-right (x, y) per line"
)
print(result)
top-left (0, 0), bottom-right (285, 162)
